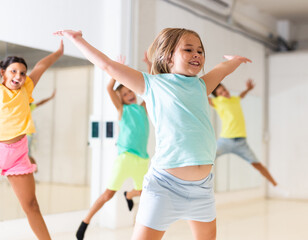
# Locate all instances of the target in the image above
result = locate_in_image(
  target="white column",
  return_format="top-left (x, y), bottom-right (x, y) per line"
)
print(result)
top-left (90, 0), bottom-right (136, 229)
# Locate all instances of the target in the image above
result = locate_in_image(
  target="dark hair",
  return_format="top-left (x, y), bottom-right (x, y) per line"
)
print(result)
top-left (0, 56), bottom-right (28, 70)
top-left (212, 83), bottom-right (223, 97)
top-left (115, 84), bottom-right (124, 92)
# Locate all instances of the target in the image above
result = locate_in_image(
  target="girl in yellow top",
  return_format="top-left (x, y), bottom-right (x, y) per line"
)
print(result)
top-left (0, 41), bottom-right (63, 240)
top-left (209, 80), bottom-right (277, 186)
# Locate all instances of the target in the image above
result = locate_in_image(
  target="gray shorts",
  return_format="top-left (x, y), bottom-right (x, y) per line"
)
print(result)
top-left (216, 138), bottom-right (259, 164)
top-left (136, 167), bottom-right (216, 231)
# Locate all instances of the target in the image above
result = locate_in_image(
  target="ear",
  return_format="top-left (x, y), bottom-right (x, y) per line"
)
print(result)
top-left (167, 53), bottom-right (173, 68)
top-left (0, 69), bottom-right (4, 77)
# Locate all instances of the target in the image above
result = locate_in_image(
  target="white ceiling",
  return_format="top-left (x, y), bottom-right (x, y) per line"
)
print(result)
top-left (237, 0), bottom-right (308, 23)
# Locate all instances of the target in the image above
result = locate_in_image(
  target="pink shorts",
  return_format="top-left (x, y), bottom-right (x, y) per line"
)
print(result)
top-left (0, 136), bottom-right (36, 176)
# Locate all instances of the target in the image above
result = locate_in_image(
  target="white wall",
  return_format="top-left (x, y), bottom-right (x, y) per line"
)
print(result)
top-left (268, 51), bottom-right (308, 199)
top-left (0, 0), bottom-right (103, 58)
top-left (32, 66), bottom-right (93, 185)
top-left (295, 23), bottom-right (308, 50)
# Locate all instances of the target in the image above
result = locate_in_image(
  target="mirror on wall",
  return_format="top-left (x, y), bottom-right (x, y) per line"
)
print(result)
top-left (212, 93), bottom-right (263, 192)
top-left (0, 41), bottom-right (94, 221)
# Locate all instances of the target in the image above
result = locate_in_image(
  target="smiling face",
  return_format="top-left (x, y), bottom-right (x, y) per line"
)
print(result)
top-left (1, 62), bottom-right (27, 90)
top-left (169, 33), bottom-right (205, 76)
top-left (118, 86), bottom-right (137, 105)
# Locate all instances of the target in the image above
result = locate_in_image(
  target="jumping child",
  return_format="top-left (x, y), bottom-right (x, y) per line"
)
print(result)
top-left (209, 79), bottom-right (277, 186)
top-left (54, 28), bottom-right (251, 240)
top-left (76, 56), bottom-right (150, 240)
top-left (0, 41), bottom-right (63, 240)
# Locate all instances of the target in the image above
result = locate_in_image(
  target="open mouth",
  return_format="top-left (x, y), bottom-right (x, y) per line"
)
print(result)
top-left (129, 97), bottom-right (136, 103)
top-left (11, 79), bottom-right (20, 85)
top-left (189, 61), bottom-right (200, 66)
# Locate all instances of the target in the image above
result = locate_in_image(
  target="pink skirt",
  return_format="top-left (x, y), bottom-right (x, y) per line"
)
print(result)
top-left (0, 136), bottom-right (36, 176)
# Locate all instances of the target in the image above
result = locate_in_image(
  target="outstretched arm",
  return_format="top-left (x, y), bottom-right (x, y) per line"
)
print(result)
top-left (35, 89), bottom-right (56, 107)
top-left (29, 40), bottom-right (63, 87)
top-left (54, 30), bottom-right (145, 94)
top-left (201, 55), bottom-right (252, 96)
top-left (239, 78), bottom-right (254, 98)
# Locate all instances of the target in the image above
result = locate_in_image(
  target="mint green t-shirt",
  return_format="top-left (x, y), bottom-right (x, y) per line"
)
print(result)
top-left (117, 104), bottom-right (149, 159)
top-left (141, 73), bottom-right (216, 169)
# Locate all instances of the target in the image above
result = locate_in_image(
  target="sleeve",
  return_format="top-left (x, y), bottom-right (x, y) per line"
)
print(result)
top-left (30, 103), bottom-right (37, 112)
top-left (140, 72), bottom-right (151, 98)
top-left (211, 97), bottom-right (218, 109)
top-left (24, 76), bottom-right (34, 103)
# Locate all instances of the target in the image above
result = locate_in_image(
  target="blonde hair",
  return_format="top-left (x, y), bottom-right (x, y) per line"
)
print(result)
top-left (147, 28), bottom-right (205, 75)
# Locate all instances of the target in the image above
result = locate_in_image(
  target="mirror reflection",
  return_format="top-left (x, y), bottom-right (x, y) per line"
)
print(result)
top-left (0, 41), bottom-right (93, 221)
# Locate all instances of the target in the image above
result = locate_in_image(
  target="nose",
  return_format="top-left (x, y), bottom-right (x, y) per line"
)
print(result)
top-left (193, 52), bottom-right (200, 58)
top-left (15, 72), bottom-right (21, 79)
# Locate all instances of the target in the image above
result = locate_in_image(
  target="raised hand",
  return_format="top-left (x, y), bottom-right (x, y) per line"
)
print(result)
top-left (246, 79), bottom-right (255, 90)
top-left (53, 30), bottom-right (82, 40)
top-left (116, 55), bottom-right (126, 65)
top-left (223, 55), bottom-right (252, 63)
top-left (57, 39), bottom-right (64, 56)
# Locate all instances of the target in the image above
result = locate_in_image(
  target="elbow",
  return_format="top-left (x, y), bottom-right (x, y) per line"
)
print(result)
top-left (100, 58), bottom-right (114, 73)
top-left (107, 86), bottom-right (114, 92)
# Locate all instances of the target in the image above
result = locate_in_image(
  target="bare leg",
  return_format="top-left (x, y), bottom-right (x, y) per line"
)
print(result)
top-left (76, 189), bottom-right (117, 239)
top-left (124, 189), bottom-right (142, 211)
top-left (126, 189), bottom-right (142, 200)
top-left (252, 163), bottom-right (277, 186)
top-left (188, 219), bottom-right (216, 240)
top-left (131, 223), bottom-right (165, 240)
top-left (8, 173), bottom-right (51, 240)
top-left (83, 189), bottom-right (116, 223)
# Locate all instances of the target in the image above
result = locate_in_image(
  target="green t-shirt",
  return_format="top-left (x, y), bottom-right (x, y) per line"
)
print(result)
top-left (117, 104), bottom-right (149, 159)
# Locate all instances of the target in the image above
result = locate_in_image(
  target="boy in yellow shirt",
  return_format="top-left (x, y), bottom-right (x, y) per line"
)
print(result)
top-left (209, 79), bottom-right (277, 186)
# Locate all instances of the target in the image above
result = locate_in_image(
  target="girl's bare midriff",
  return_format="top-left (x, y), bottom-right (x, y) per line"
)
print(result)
top-left (0, 134), bottom-right (26, 144)
top-left (166, 164), bottom-right (212, 181)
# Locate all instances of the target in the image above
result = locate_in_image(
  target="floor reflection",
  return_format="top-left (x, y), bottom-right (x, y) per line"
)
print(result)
top-left (2, 198), bottom-right (308, 240)
top-left (0, 178), bottom-right (90, 221)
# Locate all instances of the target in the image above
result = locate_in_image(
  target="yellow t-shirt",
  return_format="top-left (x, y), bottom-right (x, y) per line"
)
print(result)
top-left (0, 76), bottom-right (35, 141)
top-left (212, 96), bottom-right (246, 138)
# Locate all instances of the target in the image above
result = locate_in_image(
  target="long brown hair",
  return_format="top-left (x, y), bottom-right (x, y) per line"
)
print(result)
top-left (147, 28), bottom-right (205, 75)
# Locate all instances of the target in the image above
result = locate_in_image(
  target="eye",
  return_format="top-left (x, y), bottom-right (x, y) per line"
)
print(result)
top-left (11, 69), bottom-right (16, 73)
top-left (184, 49), bottom-right (192, 52)
top-left (198, 51), bottom-right (203, 54)
top-left (21, 72), bottom-right (26, 76)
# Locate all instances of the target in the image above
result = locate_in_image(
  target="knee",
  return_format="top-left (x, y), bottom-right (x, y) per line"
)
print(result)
top-left (22, 198), bottom-right (40, 215)
top-left (102, 191), bottom-right (115, 202)
top-left (252, 162), bottom-right (262, 169)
